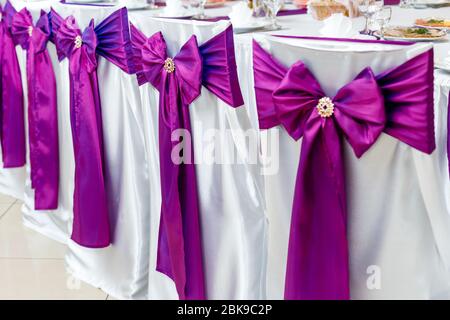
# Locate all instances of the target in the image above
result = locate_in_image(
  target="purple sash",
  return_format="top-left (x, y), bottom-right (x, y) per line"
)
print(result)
top-left (50, 8), bottom-right (136, 248)
top-left (0, 1), bottom-right (26, 168)
top-left (131, 25), bottom-right (243, 299)
top-left (11, 9), bottom-right (59, 210)
top-left (253, 39), bottom-right (434, 299)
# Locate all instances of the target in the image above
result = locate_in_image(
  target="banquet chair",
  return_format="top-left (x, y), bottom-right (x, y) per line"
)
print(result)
top-left (0, 0), bottom-right (28, 201)
top-left (129, 16), bottom-right (267, 299)
top-left (250, 35), bottom-right (450, 299)
top-left (46, 2), bottom-right (152, 299)
top-left (6, 0), bottom-right (69, 242)
top-left (8, 2), bottom-right (150, 299)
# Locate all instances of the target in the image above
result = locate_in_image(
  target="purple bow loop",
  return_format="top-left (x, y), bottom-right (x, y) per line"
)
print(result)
top-left (94, 7), bottom-right (136, 74)
top-left (55, 16), bottom-right (98, 73)
top-left (10, 8), bottom-right (33, 50)
top-left (199, 26), bottom-right (244, 107)
top-left (2, 1), bottom-right (16, 30)
top-left (11, 10), bottom-right (50, 53)
top-left (254, 40), bottom-right (386, 300)
top-left (376, 49), bottom-right (435, 154)
top-left (172, 36), bottom-right (203, 106)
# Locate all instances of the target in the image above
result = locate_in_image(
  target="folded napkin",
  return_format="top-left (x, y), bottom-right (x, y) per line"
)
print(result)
top-left (319, 13), bottom-right (357, 38)
top-left (228, 2), bottom-right (254, 27)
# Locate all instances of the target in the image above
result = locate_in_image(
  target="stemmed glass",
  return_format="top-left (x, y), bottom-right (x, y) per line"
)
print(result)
top-left (373, 6), bottom-right (392, 38)
top-left (262, 0), bottom-right (282, 30)
top-left (358, 0), bottom-right (384, 35)
top-left (191, 0), bottom-right (208, 19)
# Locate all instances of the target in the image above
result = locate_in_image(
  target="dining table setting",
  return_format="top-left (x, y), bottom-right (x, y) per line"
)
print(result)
top-left (1, 0), bottom-right (450, 301)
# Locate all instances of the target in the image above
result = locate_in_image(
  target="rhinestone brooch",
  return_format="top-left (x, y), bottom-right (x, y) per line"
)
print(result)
top-left (74, 35), bottom-right (83, 49)
top-left (164, 58), bottom-right (175, 73)
top-left (316, 97), bottom-right (335, 118)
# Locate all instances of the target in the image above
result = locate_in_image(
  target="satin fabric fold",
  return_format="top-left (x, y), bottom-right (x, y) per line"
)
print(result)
top-left (131, 24), bottom-right (243, 299)
top-left (0, 1), bottom-right (26, 168)
top-left (253, 39), bottom-right (435, 299)
top-left (51, 8), bottom-right (135, 248)
top-left (11, 9), bottom-right (59, 210)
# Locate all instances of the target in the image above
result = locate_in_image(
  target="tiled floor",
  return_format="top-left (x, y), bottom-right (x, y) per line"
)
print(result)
top-left (0, 193), bottom-right (112, 300)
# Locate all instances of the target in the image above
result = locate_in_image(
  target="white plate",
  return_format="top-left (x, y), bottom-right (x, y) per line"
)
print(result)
top-left (415, 24), bottom-right (450, 31)
top-left (233, 20), bottom-right (272, 34)
top-left (415, 18), bottom-right (450, 30)
top-left (379, 34), bottom-right (448, 42)
top-left (374, 27), bottom-right (448, 42)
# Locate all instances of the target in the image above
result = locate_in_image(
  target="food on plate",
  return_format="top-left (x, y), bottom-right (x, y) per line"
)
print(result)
top-left (309, 0), bottom-right (349, 20)
top-left (415, 18), bottom-right (450, 28)
top-left (308, 0), bottom-right (360, 21)
top-left (382, 26), bottom-right (447, 39)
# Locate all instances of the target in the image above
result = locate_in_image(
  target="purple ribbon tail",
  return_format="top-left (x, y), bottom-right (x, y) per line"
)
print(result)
top-left (156, 93), bottom-right (205, 300)
top-left (68, 64), bottom-right (110, 248)
top-left (285, 125), bottom-right (349, 300)
top-left (27, 47), bottom-right (59, 209)
top-left (1, 25), bottom-right (26, 168)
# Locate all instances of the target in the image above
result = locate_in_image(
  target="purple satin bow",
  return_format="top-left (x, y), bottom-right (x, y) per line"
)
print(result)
top-left (11, 9), bottom-right (59, 210)
top-left (131, 24), bottom-right (243, 299)
top-left (50, 8), bottom-right (136, 248)
top-left (253, 39), bottom-right (435, 299)
top-left (0, 1), bottom-right (26, 168)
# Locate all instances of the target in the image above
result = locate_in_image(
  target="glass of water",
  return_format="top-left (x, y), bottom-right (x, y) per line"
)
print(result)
top-left (262, 0), bottom-right (283, 30)
top-left (373, 6), bottom-right (392, 38)
top-left (191, 0), bottom-right (208, 19)
top-left (358, 0), bottom-right (384, 34)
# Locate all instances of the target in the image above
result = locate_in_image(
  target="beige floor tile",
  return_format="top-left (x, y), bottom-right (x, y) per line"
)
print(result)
top-left (0, 258), bottom-right (107, 300)
top-left (0, 204), bottom-right (67, 259)
top-left (0, 203), bottom-right (14, 219)
top-left (0, 193), bottom-right (17, 204)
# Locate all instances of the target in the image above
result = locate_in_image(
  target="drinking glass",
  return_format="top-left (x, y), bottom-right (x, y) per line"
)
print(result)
top-left (373, 6), bottom-right (392, 38)
top-left (262, 0), bottom-right (282, 30)
top-left (191, 0), bottom-right (208, 19)
top-left (358, 0), bottom-right (384, 34)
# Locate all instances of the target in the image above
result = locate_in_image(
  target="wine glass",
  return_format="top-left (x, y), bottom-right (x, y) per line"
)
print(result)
top-left (191, 0), bottom-right (208, 19)
top-left (373, 6), bottom-right (392, 38)
top-left (358, 0), bottom-right (384, 35)
top-left (262, 0), bottom-right (282, 30)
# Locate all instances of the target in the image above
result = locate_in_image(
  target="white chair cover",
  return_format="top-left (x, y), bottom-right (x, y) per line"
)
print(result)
top-left (128, 16), bottom-right (267, 299)
top-left (245, 35), bottom-right (450, 299)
